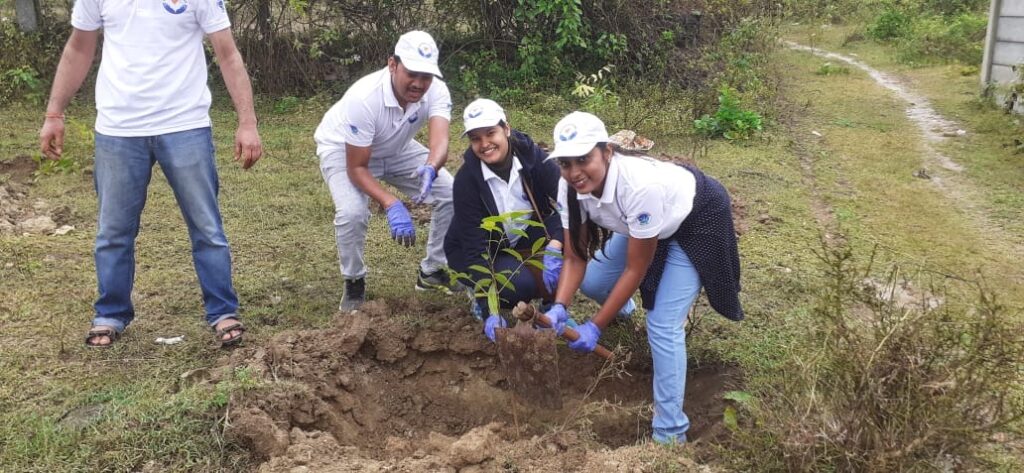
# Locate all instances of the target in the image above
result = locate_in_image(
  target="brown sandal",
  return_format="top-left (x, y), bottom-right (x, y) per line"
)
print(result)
top-left (213, 320), bottom-right (246, 348)
top-left (85, 327), bottom-right (120, 348)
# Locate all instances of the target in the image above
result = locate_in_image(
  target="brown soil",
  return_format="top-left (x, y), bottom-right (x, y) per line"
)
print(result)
top-left (0, 155), bottom-right (74, 235)
top-left (220, 297), bottom-right (739, 471)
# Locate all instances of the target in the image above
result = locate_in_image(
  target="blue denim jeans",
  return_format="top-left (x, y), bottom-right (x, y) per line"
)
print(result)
top-left (580, 233), bottom-right (700, 444)
top-left (91, 128), bottom-right (238, 332)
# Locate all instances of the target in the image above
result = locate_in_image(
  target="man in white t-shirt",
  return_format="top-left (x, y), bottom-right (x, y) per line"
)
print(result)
top-left (38, 0), bottom-right (262, 348)
top-left (314, 30), bottom-right (455, 311)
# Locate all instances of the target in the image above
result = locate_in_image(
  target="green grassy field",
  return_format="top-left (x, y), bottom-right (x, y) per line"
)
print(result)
top-left (1, 31), bottom-right (1022, 470)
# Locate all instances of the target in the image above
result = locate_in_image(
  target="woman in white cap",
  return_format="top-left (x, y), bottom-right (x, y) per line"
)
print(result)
top-left (443, 98), bottom-right (567, 341)
top-left (544, 111), bottom-right (743, 444)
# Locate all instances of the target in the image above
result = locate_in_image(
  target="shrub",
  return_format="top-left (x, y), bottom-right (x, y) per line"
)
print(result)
top-left (693, 86), bottom-right (763, 140)
top-left (868, 7), bottom-right (912, 41)
top-left (734, 241), bottom-right (1024, 471)
top-left (896, 12), bottom-right (987, 65)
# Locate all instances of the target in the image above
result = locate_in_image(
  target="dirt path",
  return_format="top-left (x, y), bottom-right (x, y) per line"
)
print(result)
top-left (786, 42), bottom-right (1024, 256)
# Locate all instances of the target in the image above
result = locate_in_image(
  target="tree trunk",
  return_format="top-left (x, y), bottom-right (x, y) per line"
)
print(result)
top-left (15, 0), bottom-right (40, 32)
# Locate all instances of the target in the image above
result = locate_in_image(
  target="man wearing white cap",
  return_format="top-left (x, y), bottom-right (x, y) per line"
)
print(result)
top-left (314, 30), bottom-right (455, 311)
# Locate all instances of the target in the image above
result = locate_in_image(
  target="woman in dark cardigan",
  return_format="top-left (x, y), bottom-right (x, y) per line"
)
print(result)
top-left (443, 99), bottom-right (565, 341)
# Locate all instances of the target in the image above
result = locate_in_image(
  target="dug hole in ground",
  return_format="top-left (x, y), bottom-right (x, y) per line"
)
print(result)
top-left (216, 296), bottom-right (737, 472)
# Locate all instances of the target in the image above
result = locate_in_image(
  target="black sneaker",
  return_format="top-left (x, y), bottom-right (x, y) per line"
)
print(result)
top-left (340, 278), bottom-right (365, 312)
top-left (415, 268), bottom-right (456, 294)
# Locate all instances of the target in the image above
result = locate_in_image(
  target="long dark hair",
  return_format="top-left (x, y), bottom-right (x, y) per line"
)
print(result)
top-left (566, 143), bottom-right (613, 261)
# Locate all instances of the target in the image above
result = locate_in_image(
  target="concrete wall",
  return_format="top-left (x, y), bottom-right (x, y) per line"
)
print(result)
top-left (982, 0), bottom-right (1024, 111)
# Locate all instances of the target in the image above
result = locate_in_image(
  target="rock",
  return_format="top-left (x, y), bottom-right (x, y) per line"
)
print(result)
top-left (226, 408), bottom-right (290, 460)
top-left (811, 130), bottom-right (822, 137)
top-left (446, 423), bottom-right (501, 467)
top-left (0, 219), bottom-right (14, 234)
top-left (17, 215), bottom-right (57, 235)
top-left (53, 225), bottom-right (75, 236)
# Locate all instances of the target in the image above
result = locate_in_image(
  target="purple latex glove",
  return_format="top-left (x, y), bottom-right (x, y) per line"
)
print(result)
top-left (411, 164), bottom-right (437, 204)
top-left (542, 244), bottom-right (563, 294)
top-left (385, 201), bottom-right (416, 246)
top-left (483, 314), bottom-right (507, 343)
top-left (568, 321), bottom-right (601, 353)
top-left (541, 303), bottom-right (569, 336)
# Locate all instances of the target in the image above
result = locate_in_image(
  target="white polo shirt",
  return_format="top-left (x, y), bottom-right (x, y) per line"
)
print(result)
top-left (481, 155), bottom-right (533, 245)
top-left (558, 154), bottom-right (696, 240)
top-left (71, 0), bottom-right (230, 136)
top-left (314, 68), bottom-right (452, 158)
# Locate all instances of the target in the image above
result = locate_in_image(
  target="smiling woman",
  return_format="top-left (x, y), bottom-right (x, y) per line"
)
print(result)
top-left (545, 111), bottom-right (743, 445)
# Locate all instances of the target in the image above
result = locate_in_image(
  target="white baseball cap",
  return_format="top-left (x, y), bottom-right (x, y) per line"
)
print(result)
top-left (394, 30), bottom-right (442, 78)
top-left (462, 98), bottom-right (507, 136)
top-left (546, 111), bottom-right (609, 160)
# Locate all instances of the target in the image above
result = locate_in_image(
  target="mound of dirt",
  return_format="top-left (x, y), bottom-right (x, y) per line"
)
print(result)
top-left (220, 297), bottom-right (738, 471)
top-left (0, 155), bottom-right (73, 235)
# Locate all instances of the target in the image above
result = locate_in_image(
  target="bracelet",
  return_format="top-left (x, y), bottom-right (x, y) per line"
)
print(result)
top-left (45, 112), bottom-right (65, 120)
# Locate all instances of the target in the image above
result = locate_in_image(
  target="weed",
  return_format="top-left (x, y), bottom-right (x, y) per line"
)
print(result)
top-left (735, 239), bottom-right (1024, 471)
top-left (33, 117), bottom-right (94, 176)
top-left (694, 86), bottom-right (764, 141)
top-left (816, 62), bottom-right (851, 76)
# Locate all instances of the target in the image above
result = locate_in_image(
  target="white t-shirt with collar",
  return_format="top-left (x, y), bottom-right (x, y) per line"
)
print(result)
top-left (481, 155), bottom-right (533, 245)
top-left (71, 0), bottom-right (230, 136)
top-left (314, 68), bottom-right (452, 158)
top-left (558, 154), bottom-right (696, 240)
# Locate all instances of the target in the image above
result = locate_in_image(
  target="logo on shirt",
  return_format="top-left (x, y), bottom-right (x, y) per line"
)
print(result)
top-left (408, 114), bottom-right (419, 124)
top-left (467, 105), bottom-right (483, 118)
top-left (558, 124), bottom-right (577, 142)
top-left (349, 125), bottom-right (359, 135)
top-left (162, 0), bottom-right (189, 14)
top-left (417, 43), bottom-right (434, 59)
top-left (216, 0), bottom-right (224, 11)
top-left (637, 212), bottom-right (652, 225)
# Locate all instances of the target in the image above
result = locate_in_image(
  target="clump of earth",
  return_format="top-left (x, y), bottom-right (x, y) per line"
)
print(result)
top-left (0, 155), bottom-right (73, 235)
top-left (217, 297), bottom-right (738, 472)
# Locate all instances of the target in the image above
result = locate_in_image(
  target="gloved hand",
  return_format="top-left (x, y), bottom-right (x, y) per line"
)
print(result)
top-left (541, 303), bottom-right (569, 336)
top-left (483, 314), bottom-right (507, 343)
top-left (541, 244), bottom-right (563, 294)
top-left (568, 321), bottom-right (601, 353)
top-left (410, 164), bottom-right (437, 204)
top-left (385, 201), bottom-right (416, 246)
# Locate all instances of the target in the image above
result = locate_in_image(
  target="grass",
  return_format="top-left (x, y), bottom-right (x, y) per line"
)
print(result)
top-left (2, 35), bottom-right (1024, 470)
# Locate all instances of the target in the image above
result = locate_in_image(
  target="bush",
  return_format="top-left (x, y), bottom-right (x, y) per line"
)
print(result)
top-left (868, 7), bottom-right (912, 41)
top-left (734, 241), bottom-right (1024, 471)
top-left (693, 86), bottom-right (763, 140)
top-left (896, 12), bottom-right (987, 65)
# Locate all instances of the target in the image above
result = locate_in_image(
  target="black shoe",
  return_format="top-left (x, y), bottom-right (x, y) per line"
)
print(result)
top-left (415, 268), bottom-right (456, 294)
top-left (340, 278), bottom-right (365, 312)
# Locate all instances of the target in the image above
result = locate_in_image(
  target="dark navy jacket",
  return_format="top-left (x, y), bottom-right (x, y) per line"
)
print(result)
top-left (444, 130), bottom-right (563, 282)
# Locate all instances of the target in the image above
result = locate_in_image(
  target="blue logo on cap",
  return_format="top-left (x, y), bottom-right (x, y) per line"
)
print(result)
top-left (637, 212), bottom-right (651, 225)
top-left (349, 125), bottom-right (359, 134)
top-left (467, 106), bottom-right (483, 118)
top-left (417, 43), bottom-right (434, 59)
top-left (558, 124), bottom-right (578, 142)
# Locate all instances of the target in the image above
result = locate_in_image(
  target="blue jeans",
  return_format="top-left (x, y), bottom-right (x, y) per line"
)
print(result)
top-left (91, 128), bottom-right (238, 332)
top-left (580, 233), bottom-right (700, 443)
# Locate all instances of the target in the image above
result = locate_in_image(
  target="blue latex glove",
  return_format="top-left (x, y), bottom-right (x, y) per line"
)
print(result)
top-left (541, 244), bottom-right (563, 294)
top-left (411, 164), bottom-right (437, 204)
top-left (541, 303), bottom-right (569, 336)
top-left (483, 314), bottom-right (507, 343)
top-left (568, 321), bottom-right (601, 353)
top-left (385, 201), bottom-right (416, 246)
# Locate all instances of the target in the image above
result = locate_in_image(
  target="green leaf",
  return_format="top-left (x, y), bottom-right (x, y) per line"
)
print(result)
top-left (473, 278), bottom-right (492, 292)
top-left (509, 228), bottom-right (529, 239)
top-left (522, 219), bottom-right (546, 228)
top-left (723, 406), bottom-right (739, 432)
top-left (494, 272), bottom-right (511, 289)
top-left (525, 259), bottom-right (545, 271)
top-left (487, 285), bottom-right (500, 315)
top-left (469, 264), bottom-right (491, 275)
top-left (723, 390), bottom-right (753, 407)
top-left (531, 237), bottom-right (548, 255)
top-left (501, 248), bottom-right (524, 262)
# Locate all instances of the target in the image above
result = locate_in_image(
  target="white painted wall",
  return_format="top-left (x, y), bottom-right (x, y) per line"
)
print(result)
top-left (982, 0), bottom-right (1024, 111)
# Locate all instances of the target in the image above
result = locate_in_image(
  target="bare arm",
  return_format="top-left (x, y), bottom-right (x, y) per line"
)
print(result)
top-left (591, 236), bottom-right (657, 329)
top-left (346, 143), bottom-right (398, 208)
top-left (208, 28), bottom-right (262, 169)
top-left (425, 116), bottom-right (450, 171)
top-left (39, 28), bottom-right (99, 159)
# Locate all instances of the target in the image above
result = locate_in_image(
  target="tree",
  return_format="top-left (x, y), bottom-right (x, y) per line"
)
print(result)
top-left (15, 0), bottom-right (40, 32)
